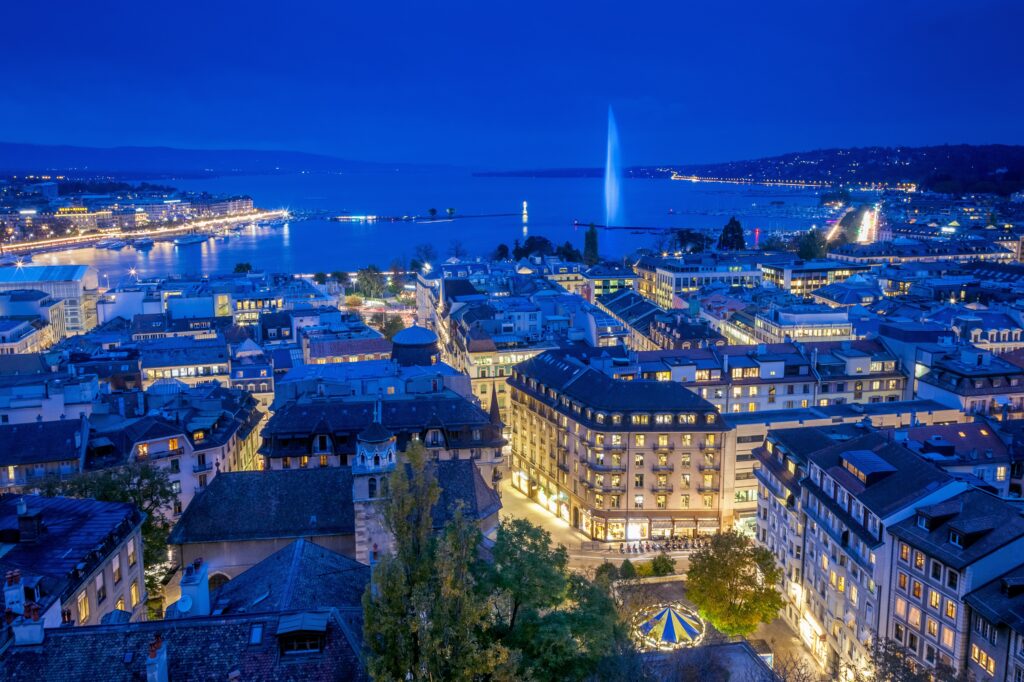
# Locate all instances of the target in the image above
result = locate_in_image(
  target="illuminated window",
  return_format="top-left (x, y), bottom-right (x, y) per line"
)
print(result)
top-left (77, 592), bottom-right (89, 623)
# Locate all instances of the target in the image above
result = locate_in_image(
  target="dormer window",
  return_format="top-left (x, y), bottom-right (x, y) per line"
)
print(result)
top-left (314, 435), bottom-right (331, 454)
top-left (949, 531), bottom-right (962, 548)
top-left (917, 515), bottom-right (930, 531)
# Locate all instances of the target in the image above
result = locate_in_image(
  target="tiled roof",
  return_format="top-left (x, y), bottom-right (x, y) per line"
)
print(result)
top-left (0, 495), bottom-right (142, 614)
top-left (0, 418), bottom-right (86, 466)
top-left (0, 608), bottom-right (367, 681)
top-left (169, 459), bottom-right (499, 546)
top-left (211, 539), bottom-right (370, 614)
top-left (891, 489), bottom-right (1024, 570)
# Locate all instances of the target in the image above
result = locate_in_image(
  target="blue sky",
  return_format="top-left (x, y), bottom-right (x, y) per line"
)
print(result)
top-left (4, 0), bottom-right (1023, 167)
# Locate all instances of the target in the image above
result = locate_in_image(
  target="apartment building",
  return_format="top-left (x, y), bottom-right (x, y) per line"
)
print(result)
top-left (509, 350), bottom-right (731, 541)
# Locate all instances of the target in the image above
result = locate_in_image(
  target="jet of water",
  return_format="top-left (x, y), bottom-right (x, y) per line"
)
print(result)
top-left (604, 107), bottom-right (624, 228)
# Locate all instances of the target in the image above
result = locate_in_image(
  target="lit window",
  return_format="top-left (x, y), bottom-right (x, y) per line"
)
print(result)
top-left (77, 591), bottom-right (90, 623)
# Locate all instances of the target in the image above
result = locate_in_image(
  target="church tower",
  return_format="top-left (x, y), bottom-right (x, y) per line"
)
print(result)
top-left (352, 394), bottom-right (397, 566)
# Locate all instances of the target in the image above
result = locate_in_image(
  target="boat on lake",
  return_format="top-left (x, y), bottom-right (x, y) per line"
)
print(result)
top-left (174, 234), bottom-right (209, 246)
top-left (133, 238), bottom-right (155, 249)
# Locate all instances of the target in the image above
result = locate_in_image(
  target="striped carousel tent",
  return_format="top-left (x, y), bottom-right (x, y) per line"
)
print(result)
top-left (636, 605), bottom-right (703, 649)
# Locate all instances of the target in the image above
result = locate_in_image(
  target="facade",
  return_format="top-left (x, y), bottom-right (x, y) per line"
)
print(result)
top-left (139, 337), bottom-right (230, 389)
top-left (752, 305), bottom-right (854, 344)
top-left (761, 260), bottom-right (872, 297)
top-left (0, 416), bottom-right (89, 491)
top-left (509, 350), bottom-right (733, 540)
top-left (886, 490), bottom-right (1024, 675)
top-left (260, 389), bottom-right (505, 484)
top-left (0, 495), bottom-right (146, 628)
top-left (0, 265), bottom-right (99, 334)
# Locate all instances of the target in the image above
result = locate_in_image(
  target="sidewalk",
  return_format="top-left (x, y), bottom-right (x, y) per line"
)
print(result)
top-left (497, 480), bottom-right (694, 571)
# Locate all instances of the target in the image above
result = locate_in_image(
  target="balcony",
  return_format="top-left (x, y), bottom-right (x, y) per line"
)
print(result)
top-left (586, 458), bottom-right (626, 473)
top-left (698, 484), bottom-right (719, 493)
top-left (652, 442), bottom-right (675, 452)
top-left (699, 462), bottom-right (720, 472)
top-left (192, 462), bottom-right (212, 474)
top-left (597, 483), bottom-right (626, 494)
top-left (652, 463), bottom-right (675, 472)
top-left (650, 483), bottom-right (674, 493)
top-left (557, 460), bottom-right (571, 473)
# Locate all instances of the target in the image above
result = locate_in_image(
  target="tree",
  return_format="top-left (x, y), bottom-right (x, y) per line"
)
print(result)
top-left (233, 262), bottom-right (253, 274)
top-left (650, 552), bottom-right (676, 577)
top-left (446, 207), bottom-right (456, 218)
top-left (584, 224), bottom-right (600, 265)
top-left (449, 240), bottom-right (468, 259)
top-left (492, 243), bottom-right (510, 261)
top-left (717, 216), bottom-right (746, 250)
top-left (428, 207), bottom-right (438, 219)
top-left (363, 442), bottom-right (509, 681)
top-left (556, 241), bottom-right (583, 262)
top-left (312, 272), bottom-right (327, 285)
top-left (686, 530), bottom-right (784, 636)
top-left (37, 463), bottom-right (176, 594)
top-left (331, 270), bottom-right (350, 288)
top-left (414, 243), bottom-right (438, 265)
top-left (344, 294), bottom-right (363, 309)
top-left (760, 233), bottom-right (793, 252)
top-left (355, 265), bottom-right (387, 298)
top-left (486, 518), bottom-right (569, 635)
top-left (619, 558), bottom-right (637, 579)
top-left (672, 228), bottom-right (714, 253)
top-left (593, 561), bottom-right (620, 587)
top-left (371, 312), bottom-right (406, 340)
top-left (513, 235), bottom-right (555, 260)
top-left (796, 228), bottom-right (828, 260)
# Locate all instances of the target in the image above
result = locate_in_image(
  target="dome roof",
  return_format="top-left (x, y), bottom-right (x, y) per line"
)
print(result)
top-left (392, 325), bottom-right (437, 346)
top-left (358, 420), bottom-right (393, 444)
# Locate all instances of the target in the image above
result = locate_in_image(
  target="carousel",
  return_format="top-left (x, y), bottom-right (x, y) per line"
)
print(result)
top-left (631, 603), bottom-right (706, 651)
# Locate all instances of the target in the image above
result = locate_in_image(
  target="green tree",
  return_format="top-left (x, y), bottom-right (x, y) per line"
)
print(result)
top-left (312, 272), bottom-right (327, 285)
top-left (446, 207), bottom-right (456, 218)
top-left (760, 233), bottom-right (793, 252)
top-left (344, 294), bottom-right (363, 309)
top-left (487, 518), bottom-right (569, 634)
top-left (686, 530), bottom-right (784, 636)
top-left (556, 241), bottom-right (583, 262)
top-left (619, 558), bottom-right (637, 580)
top-left (331, 270), bottom-right (350, 288)
top-left (371, 312), bottom-right (406, 340)
top-left (796, 228), bottom-right (828, 260)
top-left (584, 224), bottom-right (600, 265)
top-left (650, 552), bottom-right (676, 577)
top-left (356, 265), bottom-right (387, 298)
top-left (428, 207), bottom-right (438, 219)
top-left (37, 463), bottom-right (175, 593)
top-left (593, 561), bottom-right (620, 587)
top-left (233, 262), bottom-right (253, 274)
top-left (717, 216), bottom-right (746, 250)
top-left (363, 442), bottom-right (509, 681)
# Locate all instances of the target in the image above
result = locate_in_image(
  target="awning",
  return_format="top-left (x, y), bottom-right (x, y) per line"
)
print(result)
top-left (652, 520), bottom-right (673, 529)
top-left (277, 611), bottom-right (330, 635)
top-left (674, 519), bottom-right (697, 529)
top-left (698, 519), bottom-right (720, 528)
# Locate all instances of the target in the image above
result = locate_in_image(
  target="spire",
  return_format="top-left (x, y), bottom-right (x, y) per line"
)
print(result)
top-left (488, 389), bottom-right (503, 428)
top-left (373, 391), bottom-right (383, 425)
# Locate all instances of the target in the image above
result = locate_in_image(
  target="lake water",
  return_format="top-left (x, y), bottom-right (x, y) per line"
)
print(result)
top-left (35, 169), bottom-right (830, 282)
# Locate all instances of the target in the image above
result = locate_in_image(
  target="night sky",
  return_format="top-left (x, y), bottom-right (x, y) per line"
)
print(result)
top-left (5, 1), bottom-right (1023, 168)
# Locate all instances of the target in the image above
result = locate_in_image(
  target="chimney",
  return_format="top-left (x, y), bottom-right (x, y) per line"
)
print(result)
top-left (16, 500), bottom-right (43, 543)
top-left (178, 558), bottom-right (210, 617)
top-left (146, 633), bottom-right (169, 682)
top-left (12, 602), bottom-right (44, 646)
top-left (4, 570), bottom-right (25, 615)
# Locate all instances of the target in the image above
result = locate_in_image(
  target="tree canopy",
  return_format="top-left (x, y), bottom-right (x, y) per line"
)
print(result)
top-left (717, 217), bottom-right (746, 250)
top-left (686, 530), bottom-right (784, 636)
top-left (796, 228), bottom-right (828, 260)
top-left (355, 265), bottom-right (387, 298)
top-left (670, 228), bottom-right (714, 253)
top-left (233, 262), bottom-right (254, 273)
top-left (584, 224), bottom-right (600, 265)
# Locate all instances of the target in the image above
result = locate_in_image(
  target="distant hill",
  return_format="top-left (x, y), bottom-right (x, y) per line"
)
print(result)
top-left (0, 142), bottom-right (395, 176)
top-left (480, 144), bottom-right (1024, 195)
